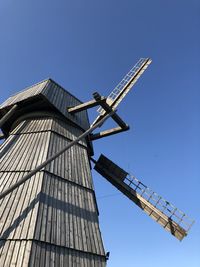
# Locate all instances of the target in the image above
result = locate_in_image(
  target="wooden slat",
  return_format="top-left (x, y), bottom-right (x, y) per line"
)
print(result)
top-left (94, 155), bottom-right (189, 241)
top-left (42, 79), bottom-right (90, 130)
top-left (0, 79), bottom-right (91, 132)
top-left (0, 113), bottom-right (106, 265)
top-left (0, 80), bottom-right (48, 109)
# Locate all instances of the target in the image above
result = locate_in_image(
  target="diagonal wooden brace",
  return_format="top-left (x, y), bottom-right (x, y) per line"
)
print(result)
top-left (67, 91), bottom-right (129, 141)
top-left (0, 110), bottom-right (114, 201)
top-left (94, 92), bottom-right (128, 128)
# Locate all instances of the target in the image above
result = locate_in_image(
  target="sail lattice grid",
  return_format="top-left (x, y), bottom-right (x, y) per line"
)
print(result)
top-left (94, 154), bottom-right (194, 241)
top-left (125, 174), bottom-right (194, 235)
top-left (98, 58), bottom-right (152, 115)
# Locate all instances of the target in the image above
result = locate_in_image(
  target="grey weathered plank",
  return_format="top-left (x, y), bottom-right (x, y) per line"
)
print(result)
top-left (0, 83), bottom-right (106, 266)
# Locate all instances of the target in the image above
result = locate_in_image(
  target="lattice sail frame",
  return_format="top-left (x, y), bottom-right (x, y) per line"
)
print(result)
top-left (125, 174), bottom-right (194, 236)
top-left (98, 58), bottom-right (152, 115)
top-left (94, 154), bottom-right (194, 241)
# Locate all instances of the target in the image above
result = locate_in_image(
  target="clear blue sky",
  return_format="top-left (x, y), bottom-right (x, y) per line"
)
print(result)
top-left (0, 1), bottom-right (199, 266)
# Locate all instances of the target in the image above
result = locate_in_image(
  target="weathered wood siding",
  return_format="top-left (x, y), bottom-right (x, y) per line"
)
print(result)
top-left (0, 79), bottom-right (90, 130)
top-left (0, 240), bottom-right (106, 267)
top-left (0, 80), bottom-right (49, 109)
top-left (0, 82), bottom-right (106, 266)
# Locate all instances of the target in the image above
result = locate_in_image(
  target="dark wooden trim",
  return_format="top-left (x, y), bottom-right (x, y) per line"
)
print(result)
top-left (0, 132), bottom-right (5, 140)
top-left (0, 104), bottom-right (18, 128)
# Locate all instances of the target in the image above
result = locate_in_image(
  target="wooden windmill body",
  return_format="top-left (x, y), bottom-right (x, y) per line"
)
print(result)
top-left (0, 58), bottom-right (194, 266)
top-left (0, 80), bottom-right (106, 266)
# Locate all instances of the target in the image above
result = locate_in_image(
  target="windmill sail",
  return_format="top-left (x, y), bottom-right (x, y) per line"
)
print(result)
top-left (92, 58), bottom-right (152, 126)
top-left (94, 154), bottom-right (194, 241)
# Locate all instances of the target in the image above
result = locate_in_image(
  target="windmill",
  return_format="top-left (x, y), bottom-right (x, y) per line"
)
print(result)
top-left (0, 58), bottom-right (194, 266)
top-left (89, 58), bottom-right (194, 241)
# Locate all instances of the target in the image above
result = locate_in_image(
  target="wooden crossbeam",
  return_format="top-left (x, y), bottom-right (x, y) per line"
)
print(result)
top-left (68, 97), bottom-right (106, 114)
top-left (90, 126), bottom-right (129, 141)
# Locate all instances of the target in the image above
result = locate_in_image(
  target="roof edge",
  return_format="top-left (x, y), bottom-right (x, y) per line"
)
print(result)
top-left (48, 78), bottom-right (83, 104)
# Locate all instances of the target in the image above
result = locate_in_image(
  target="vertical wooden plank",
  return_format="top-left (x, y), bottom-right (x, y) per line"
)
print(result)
top-left (0, 83), bottom-right (106, 266)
